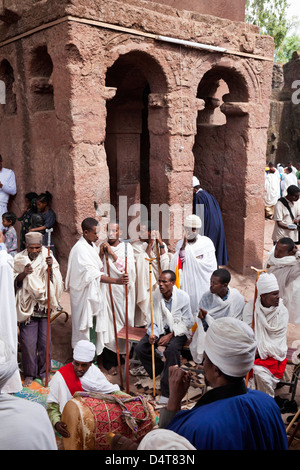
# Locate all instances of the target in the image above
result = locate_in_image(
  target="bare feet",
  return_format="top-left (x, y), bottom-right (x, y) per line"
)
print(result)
top-left (23, 377), bottom-right (33, 387)
top-left (107, 366), bottom-right (118, 376)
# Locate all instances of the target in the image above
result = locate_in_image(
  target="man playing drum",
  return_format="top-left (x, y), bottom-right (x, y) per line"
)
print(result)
top-left (47, 340), bottom-right (120, 438)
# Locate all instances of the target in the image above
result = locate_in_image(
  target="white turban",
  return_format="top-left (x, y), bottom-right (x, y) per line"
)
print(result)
top-left (184, 214), bottom-right (202, 229)
top-left (193, 176), bottom-right (200, 187)
top-left (257, 273), bottom-right (279, 295)
top-left (137, 429), bottom-right (196, 450)
top-left (204, 317), bottom-right (257, 377)
top-left (0, 339), bottom-right (18, 392)
top-left (73, 340), bottom-right (96, 363)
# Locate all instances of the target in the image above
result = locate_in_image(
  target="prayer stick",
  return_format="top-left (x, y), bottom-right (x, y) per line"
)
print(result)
top-left (286, 407), bottom-right (300, 436)
top-left (123, 240), bottom-right (131, 394)
top-left (45, 228), bottom-right (53, 387)
top-left (105, 251), bottom-right (123, 389)
top-left (146, 257), bottom-right (156, 397)
top-left (155, 239), bottom-right (161, 275)
top-left (245, 266), bottom-right (266, 386)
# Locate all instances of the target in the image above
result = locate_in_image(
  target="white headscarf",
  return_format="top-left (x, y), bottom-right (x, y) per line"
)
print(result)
top-left (137, 429), bottom-right (196, 450)
top-left (204, 317), bottom-right (257, 377)
top-left (257, 273), bottom-right (279, 295)
top-left (184, 214), bottom-right (202, 229)
top-left (73, 340), bottom-right (96, 362)
top-left (192, 176), bottom-right (200, 187)
top-left (0, 339), bottom-right (18, 392)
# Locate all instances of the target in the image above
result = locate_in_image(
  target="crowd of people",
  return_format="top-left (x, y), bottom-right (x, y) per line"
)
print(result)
top-left (0, 152), bottom-right (299, 451)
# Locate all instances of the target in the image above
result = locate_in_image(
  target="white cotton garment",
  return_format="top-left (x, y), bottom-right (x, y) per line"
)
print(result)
top-left (137, 429), bottom-right (196, 450)
top-left (0, 251), bottom-right (22, 393)
top-left (65, 237), bottom-right (108, 355)
top-left (170, 235), bottom-right (217, 316)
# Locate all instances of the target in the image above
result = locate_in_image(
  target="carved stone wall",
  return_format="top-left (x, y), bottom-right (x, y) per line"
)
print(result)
top-left (0, 0), bottom-right (274, 274)
top-left (267, 53), bottom-right (300, 167)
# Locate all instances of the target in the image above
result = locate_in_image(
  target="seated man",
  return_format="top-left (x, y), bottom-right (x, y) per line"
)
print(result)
top-left (159, 317), bottom-right (288, 450)
top-left (198, 268), bottom-right (245, 331)
top-left (134, 270), bottom-right (194, 404)
top-left (189, 268), bottom-right (245, 365)
top-left (242, 273), bottom-right (288, 398)
top-left (47, 340), bottom-right (120, 438)
top-left (266, 237), bottom-right (300, 325)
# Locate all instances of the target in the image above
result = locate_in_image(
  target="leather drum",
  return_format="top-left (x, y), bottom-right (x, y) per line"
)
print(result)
top-left (61, 392), bottom-right (156, 450)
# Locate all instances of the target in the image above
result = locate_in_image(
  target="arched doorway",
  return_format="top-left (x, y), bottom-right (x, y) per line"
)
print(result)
top-left (104, 50), bottom-right (168, 233)
top-left (193, 65), bottom-right (250, 272)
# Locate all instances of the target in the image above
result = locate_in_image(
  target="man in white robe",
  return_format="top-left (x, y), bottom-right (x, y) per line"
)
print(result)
top-left (0, 232), bottom-right (22, 393)
top-left (14, 232), bottom-right (63, 386)
top-left (0, 154), bottom-right (17, 231)
top-left (189, 268), bottom-right (245, 364)
top-left (135, 270), bottom-right (194, 404)
top-left (0, 337), bottom-right (57, 450)
top-left (272, 185), bottom-right (300, 243)
top-left (65, 218), bottom-right (128, 363)
top-left (100, 221), bottom-right (136, 374)
top-left (264, 165), bottom-right (281, 219)
top-left (132, 221), bottom-right (170, 327)
top-left (265, 237), bottom-right (300, 325)
top-left (47, 340), bottom-right (120, 438)
top-left (243, 273), bottom-right (288, 397)
top-left (283, 167), bottom-right (298, 195)
top-left (170, 214), bottom-right (217, 317)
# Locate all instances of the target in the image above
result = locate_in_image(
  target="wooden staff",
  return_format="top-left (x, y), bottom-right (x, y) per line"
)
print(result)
top-left (245, 266), bottom-right (266, 386)
top-left (45, 228), bottom-right (53, 387)
top-left (146, 257), bottom-right (156, 397)
top-left (105, 250), bottom-right (123, 389)
top-left (123, 239), bottom-right (131, 394)
top-left (155, 239), bottom-right (161, 276)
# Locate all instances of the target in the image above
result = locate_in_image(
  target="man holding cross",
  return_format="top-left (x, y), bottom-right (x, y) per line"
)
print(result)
top-left (13, 232), bottom-right (63, 386)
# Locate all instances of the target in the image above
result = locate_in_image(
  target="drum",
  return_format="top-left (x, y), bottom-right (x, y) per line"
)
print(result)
top-left (61, 392), bottom-right (157, 450)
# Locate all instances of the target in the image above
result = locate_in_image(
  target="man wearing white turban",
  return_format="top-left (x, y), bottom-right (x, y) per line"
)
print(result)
top-left (158, 317), bottom-right (288, 450)
top-left (47, 340), bottom-right (120, 438)
top-left (243, 273), bottom-right (288, 397)
top-left (0, 338), bottom-right (57, 450)
top-left (170, 214), bottom-right (217, 317)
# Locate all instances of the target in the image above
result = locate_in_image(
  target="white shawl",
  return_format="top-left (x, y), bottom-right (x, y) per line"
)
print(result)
top-left (266, 248), bottom-right (300, 325)
top-left (0, 251), bottom-right (22, 393)
top-left (170, 235), bottom-right (217, 316)
top-left (254, 298), bottom-right (288, 361)
top-left (102, 241), bottom-right (136, 354)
